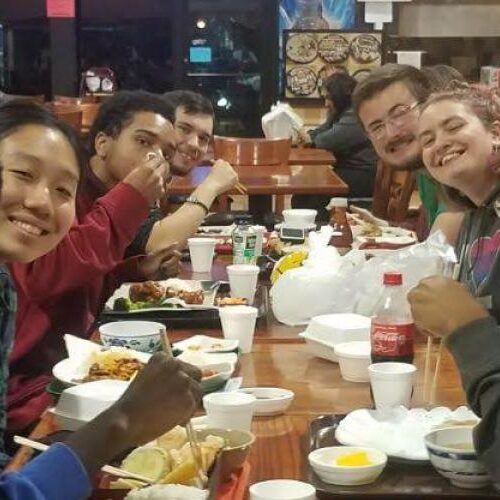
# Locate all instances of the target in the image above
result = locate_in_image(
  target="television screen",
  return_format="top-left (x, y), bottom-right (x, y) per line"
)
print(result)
top-left (190, 46), bottom-right (212, 63)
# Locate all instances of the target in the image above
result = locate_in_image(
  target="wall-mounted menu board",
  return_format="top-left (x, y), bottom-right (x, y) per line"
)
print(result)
top-left (283, 30), bottom-right (383, 100)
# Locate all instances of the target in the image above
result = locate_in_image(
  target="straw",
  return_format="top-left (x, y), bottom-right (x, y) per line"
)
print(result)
top-left (14, 436), bottom-right (154, 484)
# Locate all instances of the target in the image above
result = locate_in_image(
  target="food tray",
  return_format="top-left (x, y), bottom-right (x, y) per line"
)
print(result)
top-left (308, 415), bottom-right (498, 498)
top-left (99, 283), bottom-right (269, 329)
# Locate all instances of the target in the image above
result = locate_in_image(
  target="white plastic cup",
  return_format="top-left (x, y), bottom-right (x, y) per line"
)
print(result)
top-left (203, 392), bottom-right (256, 432)
top-left (227, 264), bottom-right (259, 304)
top-left (368, 362), bottom-right (417, 411)
top-left (188, 238), bottom-right (217, 273)
top-left (219, 305), bottom-right (258, 353)
top-left (252, 225), bottom-right (266, 257)
top-left (250, 480), bottom-right (316, 500)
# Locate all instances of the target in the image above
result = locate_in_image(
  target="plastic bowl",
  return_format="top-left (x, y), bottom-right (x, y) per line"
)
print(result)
top-left (99, 321), bottom-right (164, 353)
top-left (308, 446), bottom-right (387, 486)
top-left (250, 480), bottom-right (316, 499)
top-left (239, 387), bottom-right (294, 416)
top-left (424, 426), bottom-right (491, 489)
top-left (334, 341), bottom-right (371, 382)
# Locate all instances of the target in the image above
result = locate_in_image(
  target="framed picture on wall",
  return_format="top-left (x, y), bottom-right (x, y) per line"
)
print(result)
top-left (283, 29), bottom-right (384, 100)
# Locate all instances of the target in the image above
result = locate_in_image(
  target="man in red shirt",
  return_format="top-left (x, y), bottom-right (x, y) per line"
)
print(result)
top-left (8, 91), bottom-right (178, 433)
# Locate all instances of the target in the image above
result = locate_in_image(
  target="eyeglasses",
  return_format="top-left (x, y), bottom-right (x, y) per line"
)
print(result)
top-left (366, 102), bottom-right (421, 140)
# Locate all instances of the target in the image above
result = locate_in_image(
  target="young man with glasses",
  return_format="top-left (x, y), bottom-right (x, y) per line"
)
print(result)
top-left (352, 64), bottom-right (448, 230)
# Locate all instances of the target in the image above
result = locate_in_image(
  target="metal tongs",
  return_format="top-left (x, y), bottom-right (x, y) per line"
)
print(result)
top-left (159, 329), bottom-right (204, 481)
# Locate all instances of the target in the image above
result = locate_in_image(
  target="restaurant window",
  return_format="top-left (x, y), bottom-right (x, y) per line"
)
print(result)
top-left (79, 20), bottom-right (173, 93)
top-left (2, 21), bottom-right (50, 95)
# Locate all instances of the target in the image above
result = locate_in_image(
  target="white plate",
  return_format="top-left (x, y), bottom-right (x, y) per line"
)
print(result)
top-left (105, 279), bottom-right (219, 313)
top-left (174, 335), bottom-right (239, 353)
top-left (335, 406), bottom-right (479, 462)
top-left (53, 350), bottom-right (152, 386)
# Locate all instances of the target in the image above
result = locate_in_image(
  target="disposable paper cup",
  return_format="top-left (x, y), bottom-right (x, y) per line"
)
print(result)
top-left (203, 392), bottom-right (256, 432)
top-left (368, 362), bottom-right (417, 412)
top-left (219, 305), bottom-right (258, 353)
top-left (250, 480), bottom-right (316, 500)
top-left (188, 238), bottom-right (217, 273)
top-left (227, 264), bottom-right (259, 304)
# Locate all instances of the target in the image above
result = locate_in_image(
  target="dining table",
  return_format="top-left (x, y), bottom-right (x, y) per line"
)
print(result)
top-left (6, 257), bottom-right (477, 499)
top-left (288, 147), bottom-right (335, 166)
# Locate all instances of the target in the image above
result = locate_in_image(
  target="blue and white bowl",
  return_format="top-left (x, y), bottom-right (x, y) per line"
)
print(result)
top-left (424, 426), bottom-right (490, 489)
top-left (99, 321), bottom-right (164, 353)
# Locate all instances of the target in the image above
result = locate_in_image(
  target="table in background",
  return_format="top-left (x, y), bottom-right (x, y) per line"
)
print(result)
top-left (289, 147), bottom-right (335, 166)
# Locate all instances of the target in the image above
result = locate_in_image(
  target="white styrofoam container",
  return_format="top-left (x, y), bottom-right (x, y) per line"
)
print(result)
top-left (50, 379), bottom-right (128, 430)
top-left (301, 314), bottom-right (371, 362)
top-left (298, 331), bottom-right (338, 363)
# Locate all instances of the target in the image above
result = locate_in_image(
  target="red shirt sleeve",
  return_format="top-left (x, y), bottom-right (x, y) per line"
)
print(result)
top-left (11, 182), bottom-right (149, 302)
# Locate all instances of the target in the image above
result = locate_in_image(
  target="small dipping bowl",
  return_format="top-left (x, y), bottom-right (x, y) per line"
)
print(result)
top-left (239, 387), bottom-right (294, 416)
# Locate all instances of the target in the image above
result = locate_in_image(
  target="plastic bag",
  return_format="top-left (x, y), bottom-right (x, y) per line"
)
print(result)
top-left (341, 231), bottom-right (457, 317)
top-left (271, 227), bottom-right (364, 326)
top-left (262, 101), bottom-right (303, 139)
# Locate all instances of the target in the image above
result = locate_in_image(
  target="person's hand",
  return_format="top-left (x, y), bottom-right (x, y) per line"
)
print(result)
top-left (295, 127), bottom-right (312, 146)
top-left (204, 159), bottom-right (239, 196)
top-left (110, 354), bottom-right (202, 448)
top-left (139, 243), bottom-right (181, 279)
top-left (408, 276), bottom-right (489, 338)
top-left (123, 153), bottom-right (170, 205)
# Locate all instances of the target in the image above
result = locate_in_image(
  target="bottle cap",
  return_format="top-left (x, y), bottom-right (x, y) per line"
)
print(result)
top-left (383, 272), bottom-right (402, 285)
top-left (329, 197), bottom-right (348, 208)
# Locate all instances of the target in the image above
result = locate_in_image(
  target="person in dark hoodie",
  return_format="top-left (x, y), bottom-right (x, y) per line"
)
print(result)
top-left (293, 72), bottom-right (378, 220)
top-left (408, 84), bottom-right (500, 484)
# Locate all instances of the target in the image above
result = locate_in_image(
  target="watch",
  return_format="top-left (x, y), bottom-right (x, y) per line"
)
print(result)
top-left (185, 196), bottom-right (209, 215)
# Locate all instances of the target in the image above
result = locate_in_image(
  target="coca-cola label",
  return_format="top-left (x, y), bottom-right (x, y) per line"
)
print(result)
top-left (371, 322), bottom-right (415, 356)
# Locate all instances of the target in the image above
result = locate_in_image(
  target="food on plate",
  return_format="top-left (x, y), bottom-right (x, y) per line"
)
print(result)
top-left (118, 426), bottom-right (226, 490)
top-left (130, 281), bottom-right (166, 303)
top-left (285, 33), bottom-right (318, 64)
top-left (201, 368), bottom-right (218, 379)
top-left (350, 34), bottom-right (381, 64)
top-left (79, 350), bottom-right (145, 383)
top-left (317, 34), bottom-right (350, 63)
top-left (359, 223), bottom-right (383, 238)
top-left (336, 451), bottom-right (372, 467)
top-left (165, 288), bottom-right (204, 305)
top-left (216, 296), bottom-right (248, 306)
top-left (286, 67), bottom-right (317, 97)
top-left (125, 484), bottom-right (208, 500)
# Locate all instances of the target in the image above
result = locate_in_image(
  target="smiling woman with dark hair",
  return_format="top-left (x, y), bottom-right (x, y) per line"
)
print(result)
top-left (294, 72), bottom-right (378, 220)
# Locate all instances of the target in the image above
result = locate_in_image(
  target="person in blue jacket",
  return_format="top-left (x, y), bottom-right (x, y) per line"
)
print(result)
top-left (0, 100), bottom-right (202, 499)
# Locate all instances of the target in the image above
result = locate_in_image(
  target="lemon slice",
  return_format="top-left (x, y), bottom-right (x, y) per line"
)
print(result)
top-left (160, 459), bottom-right (198, 485)
top-left (109, 478), bottom-right (148, 490)
top-left (121, 446), bottom-right (171, 482)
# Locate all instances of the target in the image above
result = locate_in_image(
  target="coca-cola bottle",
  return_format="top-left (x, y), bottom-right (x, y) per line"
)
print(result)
top-left (328, 197), bottom-right (353, 251)
top-left (370, 271), bottom-right (415, 364)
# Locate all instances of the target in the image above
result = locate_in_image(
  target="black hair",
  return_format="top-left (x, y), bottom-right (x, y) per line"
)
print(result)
top-left (0, 100), bottom-right (85, 177)
top-left (88, 90), bottom-right (175, 155)
top-left (322, 72), bottom-right (357, 116)
top-left (163, 90), bottom-right (214, 118)
top-left (352, 63), bottom-right (431, 117)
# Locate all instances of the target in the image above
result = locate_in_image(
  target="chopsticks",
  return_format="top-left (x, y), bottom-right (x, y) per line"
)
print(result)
top-left (13, 436), bottom-right (154, 484)
top-left (207, 158), bottom-right (247, 195)
top-left (159, 329), bottom-right (204, 479)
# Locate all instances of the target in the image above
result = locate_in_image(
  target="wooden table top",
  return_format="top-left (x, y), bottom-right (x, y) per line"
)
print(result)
top-left (170, 164), bottom-right (348, 196)
top-left (289, 147), bottom-right (335, 166)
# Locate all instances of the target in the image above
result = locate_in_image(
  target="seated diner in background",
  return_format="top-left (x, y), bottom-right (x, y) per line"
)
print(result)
top-left (293, 72), bottom-right (377, 221)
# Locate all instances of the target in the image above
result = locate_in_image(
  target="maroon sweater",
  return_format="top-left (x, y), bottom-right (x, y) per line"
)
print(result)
top-left (8, 170), bottom-right (149, 432)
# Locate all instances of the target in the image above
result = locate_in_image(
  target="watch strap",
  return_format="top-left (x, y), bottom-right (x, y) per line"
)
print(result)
top-left (185, 196), bottom-right (209, 214)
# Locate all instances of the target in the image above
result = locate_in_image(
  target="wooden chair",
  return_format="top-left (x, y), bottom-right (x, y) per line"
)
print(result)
top-left (371, 160), bottom-right (416, 223)
top-left (50, 100), bottom-right (100, 137)
top-left (50, 105), bottom-right (83, 132)
top-left (213, 136), bottom-right (292, 214)
top-left (54, 95), bottom-right (98, 104)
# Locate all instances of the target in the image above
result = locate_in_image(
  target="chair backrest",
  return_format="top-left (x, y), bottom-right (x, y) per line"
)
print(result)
top-left (51, 105), bottom-right (83, 132)
top-left (371, 160), bottom-right (416, 223)
top-left (1, 93), bottom-right (45, 104)
top-left (213, 136), bottom-right (291, 166)
top-left (54, 95), bottom-right (98, 104)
